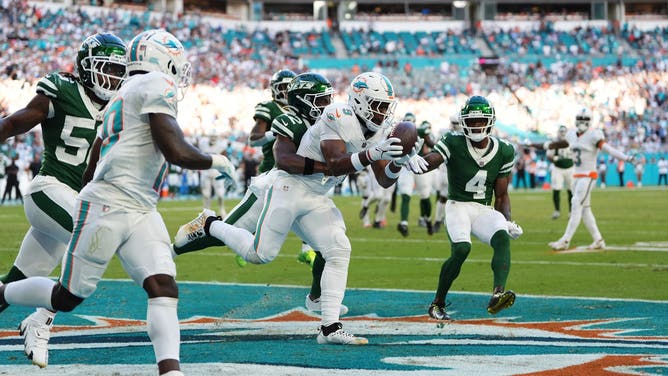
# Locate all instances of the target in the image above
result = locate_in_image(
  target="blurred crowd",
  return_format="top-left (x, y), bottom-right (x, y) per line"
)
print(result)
top-left (2, 0), bottom-right (668, 198)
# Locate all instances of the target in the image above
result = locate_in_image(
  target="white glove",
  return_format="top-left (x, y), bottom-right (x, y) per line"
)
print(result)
top-left (506, 221), bottom-right (523, 240)
top-left (626, 154), bottom-right (638, 164)
top-left (211, 154), bottom-right (237, 190)
top-left (394, 138), bottom-right (429, 173)
top-left (366, 137), bottom-right (404, 162)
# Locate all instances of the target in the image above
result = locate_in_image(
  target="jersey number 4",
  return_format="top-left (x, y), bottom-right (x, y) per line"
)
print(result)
top-left (465, 170), bottom-right (487, 199)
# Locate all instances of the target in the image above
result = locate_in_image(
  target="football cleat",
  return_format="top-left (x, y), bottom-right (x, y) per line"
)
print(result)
top-left (317, 323), bottom-right (368, 345)
top-left (305, 294), bottom-right (349, 316)
top-left (235, 255), bottom-right (247, 267)
top-left (173, 209), bottom-right (220, 250)
top-left (397, 222), bottom-right (409, 237)
top-left (428, 303), bottom-right (452, 321)
top-left (551, 210), bottom-right (560, 220)
top-left (487, 290), bottom-right (516, 314)
top-left (417, 217), bottom-right (427, 227)
top-left (297, 249), bottom-right (317, 269)
top-left (587, 238), bottom-right (606, 250)
top-left (548, 239), bottom-right (570, 251)
top-left (433, 221), bottom-right (443, 233)
top-left (19, 309), bottom-right (54, 368)
top-left (426, 220), bottom-right (434, 235)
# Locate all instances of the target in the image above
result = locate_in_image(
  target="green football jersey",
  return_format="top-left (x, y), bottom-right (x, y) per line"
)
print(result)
top-left (254, 100), bottom-right (288, 173)
top-left (553, 145), bottom-right (574, 169)
top-left (36, 73), bottom-right (101, 191)
top-left (433, 132), bottom-right (515, 205)
top-left (271, 112), bottom-right (309, 147)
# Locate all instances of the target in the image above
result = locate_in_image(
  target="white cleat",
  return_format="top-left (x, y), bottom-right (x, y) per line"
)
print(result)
top-left (551, 210), bottom-right (560, 220)
top-left (587, 238), bottom-right (606, 250)
top-left (548, 239), bottom-right (570, 251)
top-left (317, 323), bottom-right (368, 345)
top-left (305, 294), bottom-right (349, 315)
top-left (19, 309), bottom-right (54, 368)
top-left (174, 209), bottom-right (216, 248)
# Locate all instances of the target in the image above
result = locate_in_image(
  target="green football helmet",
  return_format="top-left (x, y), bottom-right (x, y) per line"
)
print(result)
top-left (287, 72), bottom-right (334, 123)
top-left (76, 33), bottom-right (127, 101)
top-left (417, 120), bottom-right (432, 137)
top-left (403, 112), bottom-right (416, 123)
top-left (270, 69), bottom-right (297, 106)
top-left (460, 95), bottom-right (495, 142)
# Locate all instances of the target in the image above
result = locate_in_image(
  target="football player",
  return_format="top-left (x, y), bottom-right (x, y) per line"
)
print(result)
top-left (0, 32), bottom-right (127, 368)
top-left (396, 117), bottom-right (437, 236)
top-left (548, 108), bottom-right (635, 250)
top-left (175, 73), bottom-right (349, 316)
top-left (546, 125), bottom-right (574, 220)
top-left (411, 95), bottom-right (521, 320)
top-left (0, 29), bottom-right (236, 376)
top-left (180, 72), bottom-right (425, 344)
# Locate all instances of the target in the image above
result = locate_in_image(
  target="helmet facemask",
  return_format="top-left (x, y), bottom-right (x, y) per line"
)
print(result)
top-left (575, 114), bottom-right (591, 133)
top-left (297, 88), bottom-right (334, 123)
top-left (348, 72), bottom-right (397, 132)
top-left (460, 96), bottom-right (495, 143)
top-left (270, 70), bottom-right (297, 106)
top-left (77, 33), bottom-right (127, 102)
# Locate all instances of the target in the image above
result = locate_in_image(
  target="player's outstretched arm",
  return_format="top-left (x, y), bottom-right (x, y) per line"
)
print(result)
top-left (274, 134), bottom-right (329, 175)
top-left (601, 142), bottom-right (635, 163)
top-left (0, 94), bottom-right (50, 143)
top-left (149, 113), bottom-right (219, 170)
top-left (249, 118), bottom-right (274, 147)
top-left (320, 137), bottom-right (402, 180)
top-left (494, 175), bottom-right (512, 221)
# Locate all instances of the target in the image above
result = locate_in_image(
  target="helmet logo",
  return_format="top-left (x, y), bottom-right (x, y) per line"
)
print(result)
top-left (352, 80), bottom-right (368, 93)
top-left (157, 36), bottom-right (182, 56)
top-left (380, 75), bottom-right (394, 98)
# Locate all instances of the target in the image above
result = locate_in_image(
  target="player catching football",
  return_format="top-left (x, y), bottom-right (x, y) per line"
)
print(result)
top-left (409, 95), bottom-right (522, 320)
top-left (177, 72), bottom-right (425, 345)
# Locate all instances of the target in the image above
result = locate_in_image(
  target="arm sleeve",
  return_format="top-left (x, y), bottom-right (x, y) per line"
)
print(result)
top-left (601, 142), bottom-right (629, 161)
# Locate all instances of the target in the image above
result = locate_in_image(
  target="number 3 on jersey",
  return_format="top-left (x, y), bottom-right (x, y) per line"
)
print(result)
top-left (465, 170), bottom-right (487, 199)
top-left (101, 98), bottom-right (124, 157)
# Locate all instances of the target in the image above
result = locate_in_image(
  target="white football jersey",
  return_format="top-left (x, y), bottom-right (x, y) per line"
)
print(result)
top-left (565, 127), bottom-right (604, 175)
top-left (79, 71), bottom-right (178, 211)
top-left (297, 102), bottom-right (389, 194)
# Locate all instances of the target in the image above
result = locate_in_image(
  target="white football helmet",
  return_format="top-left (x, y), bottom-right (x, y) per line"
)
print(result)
top-left (127, 29), bottom-right (191, 101)
top-left (575, 108), bottom-right (592, 133)
top-left (348, 72), bottom-right (397, 132)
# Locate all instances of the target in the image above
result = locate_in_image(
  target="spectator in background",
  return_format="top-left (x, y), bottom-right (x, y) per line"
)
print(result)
top-left (514, 149), bottom-right (528, 189)
top-left (535, 155), bottom-right (548, 187)
top-left (597, 157), bottom-right (608, 188)
top-left (241, 150), bottom-right (259, 192)
top-left (1, 156), bottom-right (21, 204)
top-left (28, 153), bottom-right (41, 179)
top-left (616, 157), bottom-right (626, 187)
top-left (634, 154), bottom-right (645, 188)
top-left (658, 156), bottom-right (668, 185)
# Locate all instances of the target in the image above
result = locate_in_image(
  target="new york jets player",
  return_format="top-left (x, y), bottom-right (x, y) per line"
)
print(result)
top-left (0, 29), bottom-right (235, 376)
top-left (548, 108), bottom-right (635, 251)
top-left (396, 117), bottom-right (437, 237)
top-left (0, 32), bottom-right (126, 368)
top-left (413, 96), bottom-right (522, 320)
top-left (547, 125), bottom-right (574, 220)
top-left (190, 72), bottom-right (423, 344)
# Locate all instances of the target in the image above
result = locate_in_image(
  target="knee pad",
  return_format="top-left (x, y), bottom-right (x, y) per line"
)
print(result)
top-left (51, 284), bottom-right (84, 312)
top-left (451, 242), bottom-right (471, 260)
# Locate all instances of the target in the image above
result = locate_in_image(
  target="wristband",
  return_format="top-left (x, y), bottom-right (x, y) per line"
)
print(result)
top-left (384, 161), bottom-right (400, 179)
top-left (351, 152), bottom-right (365, 171)
top-left (303, 157), bottom-right (315, 175)
top-left (543, 141), bottom-right (551, 150)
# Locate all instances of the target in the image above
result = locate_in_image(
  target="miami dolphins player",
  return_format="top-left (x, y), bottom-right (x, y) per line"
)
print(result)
top-left (547, 108), bottom-right (635, 251)
top-left (176, 72), bottom-right (349, 315)
top-left (412, 95), bottom-right (523, 320)
top-left (0, 33), bottom-right (126, 368)
top-left (0, 29), bottom-right (235, 376)
top-left (180, 72), bottom-right (425, 344)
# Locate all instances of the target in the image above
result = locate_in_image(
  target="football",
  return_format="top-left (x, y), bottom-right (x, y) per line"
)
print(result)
top-left (389, 121), bottom-right (418, 156)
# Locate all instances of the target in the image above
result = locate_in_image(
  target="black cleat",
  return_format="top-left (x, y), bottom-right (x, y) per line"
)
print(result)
top-left (428, 303), bottom-right (452, 321)
top-left (487, 290), bottom-right (516, 314)
top-left (426, 221), bottom-right (434, 235)
top-left (397, 223), bottom-right (408, 237)
top-left (359, 206), bottom-right (368, 220)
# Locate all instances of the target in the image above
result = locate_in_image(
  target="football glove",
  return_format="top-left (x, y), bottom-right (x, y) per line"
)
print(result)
top-left (211, 154), bottom-right (237, 190)
top-left (625, 154), bottom-right (639, 165)
top-left (366, 137), bottom-right (404, 162)
top-left (506, 221), bottom-right (523, 240)
top-left (394, 139), bottom-right (429, 173)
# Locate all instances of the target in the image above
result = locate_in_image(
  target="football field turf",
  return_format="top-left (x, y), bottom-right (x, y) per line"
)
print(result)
top-left (0, 187), bottom-right (666, 375)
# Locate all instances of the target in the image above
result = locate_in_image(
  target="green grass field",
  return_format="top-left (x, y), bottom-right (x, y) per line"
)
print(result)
top-left (0, 187), bottom-right (666, 301)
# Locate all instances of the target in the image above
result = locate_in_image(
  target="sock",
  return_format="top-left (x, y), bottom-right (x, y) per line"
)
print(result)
top-left (208, 221), bottom-right (260, 263)
top-left (147, 297), bottom-right (180, 363)
top-left (309, 252), bottom-right (325, 298)
top-left (434, 242), bottom-right (470, 307)
top-left (553, 190), bottom-right (560, 211)
top-left (400, 194), bottom-right (410, 221)
top-left (320, 249), bottom-right (349, 326)
top-left (4, 277), bottom-right (55, 310)
top-left (420, 198), bottom-right (432, 218)
top-left (582, 206), bottom-right (602, 241)
top-left (0, 265), bottom-right (27, 284)
top-left (567, 190), bottom-right (573, 212)
top-left (490, 230), bottom-right (511, 288)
